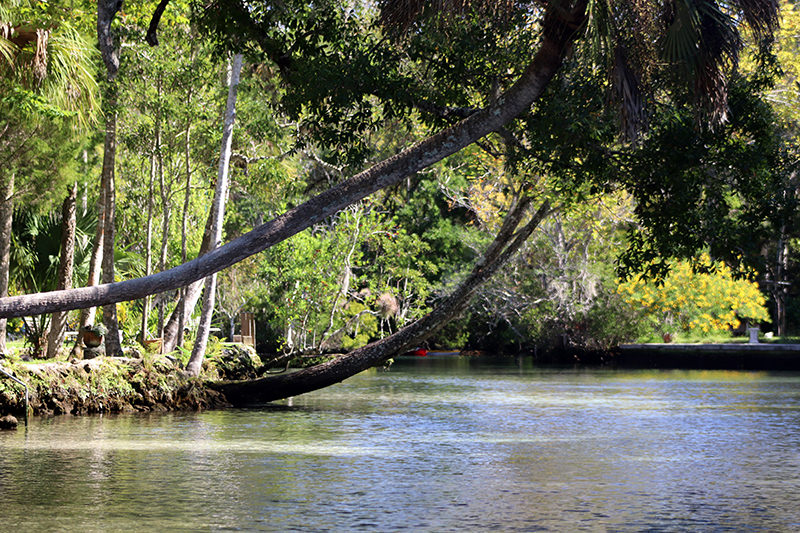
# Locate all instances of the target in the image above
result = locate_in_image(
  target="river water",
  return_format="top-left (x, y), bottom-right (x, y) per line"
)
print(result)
top-left (2, 356), bottom-right (800, 532)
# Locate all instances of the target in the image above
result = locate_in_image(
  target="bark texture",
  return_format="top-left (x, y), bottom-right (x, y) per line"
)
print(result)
top-left (97, 0), bottom-right (123, 357)
top-left (45, 182), bottom-right (78, 360)
top-left (101, 93), bottom-right (122, 357)
top-left (0, 3), bottom-right (587, 319)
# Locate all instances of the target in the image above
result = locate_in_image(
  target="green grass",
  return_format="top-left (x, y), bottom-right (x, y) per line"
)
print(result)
top-left (636, 332), bottom-right (800, 344)
top-left (2, 338), bottom-right (27, 357)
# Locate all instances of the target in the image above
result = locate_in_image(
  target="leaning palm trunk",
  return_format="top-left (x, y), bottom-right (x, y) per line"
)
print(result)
top-left (186, 53), bottom-right (243, 376)
top-left (45, 182), bottom-right (77, 360)
top-left (214, 197), bottom-right (551, 404)
top-left (0, 3), bottom-right (587, 318)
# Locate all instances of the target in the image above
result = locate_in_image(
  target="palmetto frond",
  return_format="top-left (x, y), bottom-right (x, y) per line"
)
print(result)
top-left (585, 0), bottom-right (779, 133)
top-left (0, 23), bottom-right (15, 67)
top-left (43, 27), bottom-right (99, 128)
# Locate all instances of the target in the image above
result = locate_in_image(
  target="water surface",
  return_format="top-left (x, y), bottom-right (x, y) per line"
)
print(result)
top-left (2, 357), bottom-right (800, 531)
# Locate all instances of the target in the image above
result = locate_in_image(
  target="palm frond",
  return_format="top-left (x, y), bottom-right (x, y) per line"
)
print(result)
top-left (731, 0), bottom-right (779, 40)
top-left (658, 0), bottom-right (777, 123)
top-left (0, 23), bottom-right (15, 67)
top-left (44, 26), bottom-right (99, 128)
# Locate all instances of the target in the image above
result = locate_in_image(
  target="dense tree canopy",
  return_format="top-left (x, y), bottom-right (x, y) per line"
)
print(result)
top-left (1, 0), bottom-right (797, 398)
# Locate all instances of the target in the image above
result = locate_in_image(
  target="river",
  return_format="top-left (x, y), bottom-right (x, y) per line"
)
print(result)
top-left (2, 356), bottom-right (800, 531)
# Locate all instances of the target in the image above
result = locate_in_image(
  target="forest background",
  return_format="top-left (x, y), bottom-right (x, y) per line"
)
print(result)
top-left (1, 0), bottom-right (799, 369)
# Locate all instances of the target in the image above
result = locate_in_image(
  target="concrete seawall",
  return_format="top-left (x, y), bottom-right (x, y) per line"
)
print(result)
top-left (618, 343), bottom-right (800, 370)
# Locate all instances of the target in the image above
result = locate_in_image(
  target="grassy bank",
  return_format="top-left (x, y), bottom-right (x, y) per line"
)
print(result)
top-left (0, 343), bottom-right (264, 417)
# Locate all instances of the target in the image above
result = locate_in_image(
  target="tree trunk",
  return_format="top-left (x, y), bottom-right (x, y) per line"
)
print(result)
top-left (156, 126), bottom-right (170, 340)
top-left (186, 53), bottom-right (243, 376)
top-left (161, 206), bottom-right (215, 353)
top-left (214, 197), bottom-right (551, 404)
top-left (177, 112), bottom-right (193, 350)
top-left (45, 182), bottom-right (78, 359)
top-left (139, 146), bottom-right (156, 344)
top-left (100, 85), bottom-right (122, 357)
top-left (0, 173), bottom-right (13, 354)
top-left (72, 167), bottom-right (106, 358)
top-left (97, 0), bottom-right (123, 357)
top-left (0, 4), bottom-right (586, 318)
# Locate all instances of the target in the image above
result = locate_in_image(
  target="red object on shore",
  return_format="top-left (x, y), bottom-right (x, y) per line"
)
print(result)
top-left (413, 348), bottom-right (427, 357)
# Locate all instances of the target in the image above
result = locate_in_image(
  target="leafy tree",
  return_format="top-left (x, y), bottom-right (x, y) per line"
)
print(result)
top-left (618, 254), bottom-right (770, 338)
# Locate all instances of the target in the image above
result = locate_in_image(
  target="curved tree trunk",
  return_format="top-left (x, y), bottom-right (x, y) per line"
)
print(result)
top-left (0, 3), bottom-right (587, 319)
top-left (161, 204), bottom-right (216, 353)
top-left (186, 53), bottom-right (243, 376)
top-left (45, 182), bottom-right (78, 359)
top-left (214, 197), bottom-right (552, 404)
top-left (176, 110), bottom-right (194, 350)
top-left (0, 173), bottom-right (13, 354)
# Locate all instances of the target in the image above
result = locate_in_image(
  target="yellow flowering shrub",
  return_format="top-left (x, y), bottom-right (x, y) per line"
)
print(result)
top-left (617, 255), bottom-right (770, 336)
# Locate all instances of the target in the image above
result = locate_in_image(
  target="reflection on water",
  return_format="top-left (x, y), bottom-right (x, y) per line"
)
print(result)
top-left (3, 358), bottom-right (800, 531)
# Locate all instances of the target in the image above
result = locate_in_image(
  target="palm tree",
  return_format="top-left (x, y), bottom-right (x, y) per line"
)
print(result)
top-left (0, 0), bottom-right (98, 354)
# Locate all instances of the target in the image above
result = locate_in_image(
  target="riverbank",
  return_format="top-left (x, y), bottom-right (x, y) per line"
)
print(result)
top-left (0, 344), bottom-right (263, 418)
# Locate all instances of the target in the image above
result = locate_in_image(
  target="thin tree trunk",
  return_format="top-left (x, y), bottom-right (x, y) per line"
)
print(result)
top-left (156, 125), bottom-right (170, 340)
top-left (0, 5), bottom-right (586, 318)
top-left (177, 113), bottom-right (193, 350)
top-left (0, 173), bottom-right (13, 354)
top-left (72, 168), bottom-right (106, 358)
top-left (215, 197), bottom-right (551, 403)
top-left (97, 0), bottom-right (123, 357)
top-left (139, 147), bottom-right (156, 343)
top-left (162, 208), bottom-right (213, 353)
top-left (186, 53), bottom-right (243, 376)
top-left (101, 85), bottom-right (122, 357)
top-left (45, 182), bottom-right (78, 359)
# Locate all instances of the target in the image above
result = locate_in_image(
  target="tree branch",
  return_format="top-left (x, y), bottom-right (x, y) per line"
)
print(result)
top-left (145, 0), bottom-right (171, 47)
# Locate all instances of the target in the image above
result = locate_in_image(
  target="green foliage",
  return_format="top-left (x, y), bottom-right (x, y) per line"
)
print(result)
top-left (253, 203), bottom-right (438, 353)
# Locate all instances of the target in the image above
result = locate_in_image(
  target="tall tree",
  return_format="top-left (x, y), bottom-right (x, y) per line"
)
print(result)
top-left (0, 175), bottom-right (12, 355)
top-left (186, 53), bottom-right (243, 376)
top-left (0, 0), bottom-right (782, 387)
top-left (97, 0), bottom-right (123, 357)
